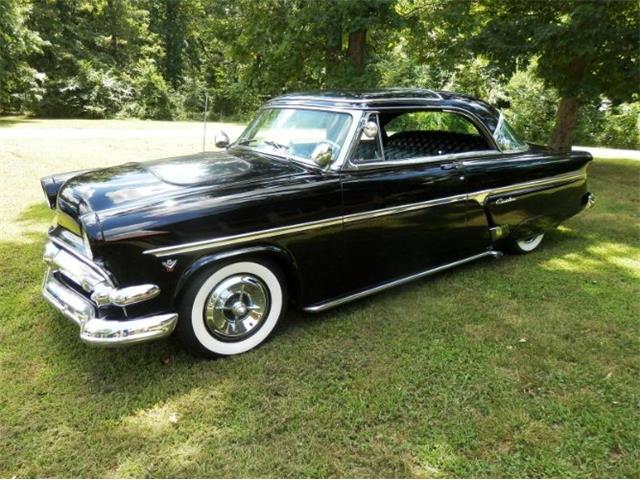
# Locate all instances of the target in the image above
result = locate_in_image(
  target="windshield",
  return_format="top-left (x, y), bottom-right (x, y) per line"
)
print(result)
top-left (233, 108), bottom-right (353, 166)
top-left (493, 114), bottom-right (528, 152)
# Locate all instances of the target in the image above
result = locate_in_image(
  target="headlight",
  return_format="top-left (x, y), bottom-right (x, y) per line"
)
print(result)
top-left (82, 228), bottom-right (94, 260)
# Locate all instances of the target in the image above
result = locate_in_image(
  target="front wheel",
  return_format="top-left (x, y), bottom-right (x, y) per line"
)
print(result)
top-left (177, 260), bottom-right (286, 357)
top-left (507, 233), bottom-right (545, 254)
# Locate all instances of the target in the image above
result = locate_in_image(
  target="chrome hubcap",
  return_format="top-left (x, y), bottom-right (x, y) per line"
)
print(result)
top-left (204, 274), bottom-right (269, 340)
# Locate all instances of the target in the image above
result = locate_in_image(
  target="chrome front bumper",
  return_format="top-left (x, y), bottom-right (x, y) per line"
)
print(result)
top-left (42, 239), bottom-right (177, 346)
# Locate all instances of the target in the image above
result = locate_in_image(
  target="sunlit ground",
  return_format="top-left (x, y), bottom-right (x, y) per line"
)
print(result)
top-left (0, 119), bottom-right (638, 477)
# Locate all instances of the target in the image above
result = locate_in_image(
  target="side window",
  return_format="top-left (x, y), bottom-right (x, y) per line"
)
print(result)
top-left (352, 113), bottom-right (384, 163)
top-left (381, 111), bottom-right (494, 161)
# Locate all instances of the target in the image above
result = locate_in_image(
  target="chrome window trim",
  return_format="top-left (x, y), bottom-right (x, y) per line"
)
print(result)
top-left (268, 91), bottom-right (444, 106)
top-left (340, 106), bottom-right (500, 171)
top-left (250, 104), bottom-right (357, 115)
top-left (346, 149), bottom-right (499, 171)
top-left (143, 168), bottom-right (587, 258)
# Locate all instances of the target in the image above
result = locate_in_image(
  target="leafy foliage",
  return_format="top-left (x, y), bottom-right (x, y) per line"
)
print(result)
top-left (420, 0), bottom-right (639, 149)
top-left (0, 0), bottom-right (42, 110)
top-left (0, 0), bottom-right (638, 148)
top-left (503, 62), bottom-right (559, 145)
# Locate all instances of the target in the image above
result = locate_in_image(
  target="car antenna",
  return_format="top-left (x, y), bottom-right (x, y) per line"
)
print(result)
top-left (202, 92), bottom-right (209, 152)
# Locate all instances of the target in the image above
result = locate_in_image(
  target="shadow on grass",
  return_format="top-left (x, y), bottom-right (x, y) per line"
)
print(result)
top-left (1, 185), bottom-right (639, 477)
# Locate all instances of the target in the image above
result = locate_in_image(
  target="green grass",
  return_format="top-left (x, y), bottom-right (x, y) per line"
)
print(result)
top-left (0, 134), bottom-right (638, 475)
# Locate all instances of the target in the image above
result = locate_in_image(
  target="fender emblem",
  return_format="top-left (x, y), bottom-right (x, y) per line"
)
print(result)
top-left (161, 259), bottom-right (178, 272)
top-left (495, 196), bottom-right (517, 205)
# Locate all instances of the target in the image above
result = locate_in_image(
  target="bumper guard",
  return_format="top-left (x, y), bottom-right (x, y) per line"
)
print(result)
top-left (42, 239), bottom-right (177, 346)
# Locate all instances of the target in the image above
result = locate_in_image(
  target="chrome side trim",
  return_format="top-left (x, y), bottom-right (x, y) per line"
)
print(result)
top-left (468, 169), bottom-right (587, 206)
top-left (145, 194), bottom-right (466, 257)
top-left (343, 193), bottom-right (468, 225)
top-left (304, 250), bottom-right (502, 312)
top-left (145, 216), bottom-right (344, 257)
top-left (144, 169), bottom-right (587, 258)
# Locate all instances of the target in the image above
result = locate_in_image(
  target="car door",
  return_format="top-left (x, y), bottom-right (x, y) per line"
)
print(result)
top-left (338, 110), bottom-right (494, 294)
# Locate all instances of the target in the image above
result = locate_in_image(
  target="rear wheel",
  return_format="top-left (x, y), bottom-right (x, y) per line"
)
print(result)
top-left (177, 260), bottom-right (286, 357)
top-left (507, 233), bottom-right (545, 254)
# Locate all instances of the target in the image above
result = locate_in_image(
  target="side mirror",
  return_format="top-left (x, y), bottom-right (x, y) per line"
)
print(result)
top-left (214, 131), bottom-right (230, 148)
top-left (363, 121), bottom-right (379, 139)
top-left (311, 142), bottom-right (333, 168)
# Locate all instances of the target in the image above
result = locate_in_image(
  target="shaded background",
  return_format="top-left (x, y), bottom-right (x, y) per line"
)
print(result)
top-left (1, 0), bottom-right (638, 150)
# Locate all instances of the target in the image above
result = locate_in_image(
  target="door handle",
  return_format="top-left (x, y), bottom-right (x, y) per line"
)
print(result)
top-left (440, 162), bottom-right (459, 170)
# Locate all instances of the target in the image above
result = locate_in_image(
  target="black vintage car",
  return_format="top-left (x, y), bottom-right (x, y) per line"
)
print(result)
top-left (41, 89), bottom-right (595, 356)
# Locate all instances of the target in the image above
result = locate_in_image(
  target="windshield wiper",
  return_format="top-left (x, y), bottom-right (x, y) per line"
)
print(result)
top-left (233, 138), bottom-right (321, 170)
top-left (236, 138), bottom-right (289, 153)
top-left (263, 140), bottom-right (290, 153)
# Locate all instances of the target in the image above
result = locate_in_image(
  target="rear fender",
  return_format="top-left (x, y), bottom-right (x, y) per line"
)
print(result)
top-left (484, 170), bottom-right (591, 238)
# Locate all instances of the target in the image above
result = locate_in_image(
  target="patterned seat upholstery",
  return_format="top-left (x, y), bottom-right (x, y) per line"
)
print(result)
top-left (384, 130), bottom-right (490, 161)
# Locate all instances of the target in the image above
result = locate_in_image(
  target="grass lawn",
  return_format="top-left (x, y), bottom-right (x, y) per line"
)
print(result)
top-left (0, 120), bottom-right (638, 477)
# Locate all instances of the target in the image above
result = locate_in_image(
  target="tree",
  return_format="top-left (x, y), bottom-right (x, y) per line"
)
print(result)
top-left (0, 0), bottom-right (41, 112)
top-left (26, 0), bottom-right (163, 117)
top-left (421, 0), bottom-right (639, 151)
top-left (318, 0), bottom-right (400, 83)
top-left (147, 0), bottom-right (205, 88)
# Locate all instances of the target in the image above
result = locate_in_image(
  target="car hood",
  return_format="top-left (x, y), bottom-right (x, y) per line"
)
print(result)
top-left (56, 149), bottom-right (309, 219)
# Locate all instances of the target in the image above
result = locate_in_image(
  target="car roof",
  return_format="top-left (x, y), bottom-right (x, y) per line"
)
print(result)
top-left (266, 88), bottom-right (501, 133)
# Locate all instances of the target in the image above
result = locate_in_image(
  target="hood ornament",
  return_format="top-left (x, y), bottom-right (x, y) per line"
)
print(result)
top-left (161, 259), bottom-right (177, 272)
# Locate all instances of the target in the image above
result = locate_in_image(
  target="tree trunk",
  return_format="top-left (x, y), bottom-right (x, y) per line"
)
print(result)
top-left (346, 29), bottom-right (366, 73)
top-left (325, 26), bottom-right (342, 80)
top-left (548, 97), bottom-right (580, 152)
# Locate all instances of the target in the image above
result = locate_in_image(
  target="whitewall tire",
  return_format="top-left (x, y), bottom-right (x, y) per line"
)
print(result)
top-left (508, 233), bottom-right (545, 254)
top-left (177, 260), bottom-right (286, 357)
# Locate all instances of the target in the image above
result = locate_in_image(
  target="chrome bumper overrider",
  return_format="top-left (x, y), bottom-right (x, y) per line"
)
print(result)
top-left (42, 239), bottom-right (177, 346)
